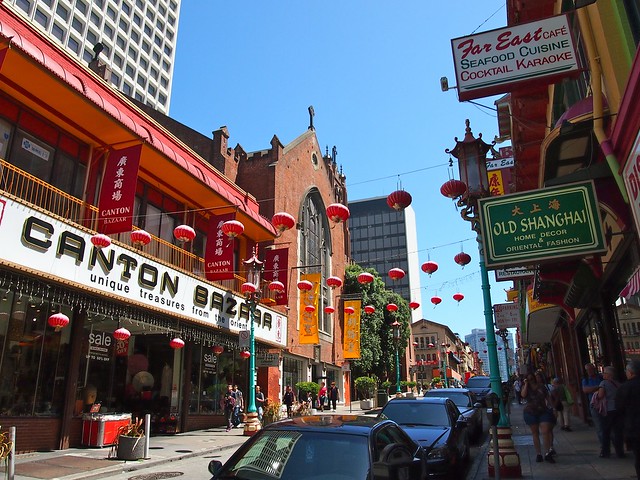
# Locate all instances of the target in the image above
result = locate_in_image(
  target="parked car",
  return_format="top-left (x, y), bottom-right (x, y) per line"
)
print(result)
top-left (378, 397), bottom-right (470, 478)
top-left (208, 414), bottom-right (427, 480)
top-left (423, 388), bottom-right (483, 443)
top-left (465, 375), bottom-right (492, 404)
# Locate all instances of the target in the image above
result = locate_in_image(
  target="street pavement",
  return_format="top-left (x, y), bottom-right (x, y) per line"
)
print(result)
top-left (1, 398), bottom-right (638, 480)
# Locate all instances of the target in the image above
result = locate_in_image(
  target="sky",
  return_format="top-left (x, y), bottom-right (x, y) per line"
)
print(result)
top-left (169, 1), bottom-right (513, 340)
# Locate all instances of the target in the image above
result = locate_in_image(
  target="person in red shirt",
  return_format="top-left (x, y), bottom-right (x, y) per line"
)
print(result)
top-left (318, 381), bottom-right (327, 412)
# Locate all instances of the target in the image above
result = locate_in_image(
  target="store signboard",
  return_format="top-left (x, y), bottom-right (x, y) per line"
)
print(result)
top-left (0, 195), bottom-right (287, 347)
top-left (478, 181), bottom-right (606, 268)
top-left (495, 267), bottom-right (535, 282)
top-left (493, 303), bottom-right (521, 329)
top-left (256, 354), bottom-right (280, 368)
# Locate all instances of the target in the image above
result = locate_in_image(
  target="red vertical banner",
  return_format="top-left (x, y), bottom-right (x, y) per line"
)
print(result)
top-left (97, 144), bottom-right (142, 234)
top-left (205, 212), bottom-right (235, 281)
top-left (264, 248), bottom-right (288, 305)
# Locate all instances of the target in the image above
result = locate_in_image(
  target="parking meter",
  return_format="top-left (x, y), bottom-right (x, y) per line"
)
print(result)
top-left (486, 392), bottom-right (501, 426)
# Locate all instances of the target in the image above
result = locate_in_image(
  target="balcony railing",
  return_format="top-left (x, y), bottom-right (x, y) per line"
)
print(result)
top-left (0, 159), bottom-right (256, 297)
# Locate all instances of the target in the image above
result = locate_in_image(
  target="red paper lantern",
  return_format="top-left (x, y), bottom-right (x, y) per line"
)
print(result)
top-left (48, 312), bottom-right (70, 329)
top-left (480, 337), bottom-right (486, 342)
top-left (326, 203), bottom-right (350, 223)
top-left (324, 306), bottom-right (335, 314)
top-left (357, 272), bottom-right (374, 284)
top-left (440, 179), bottom-right (467, 199)
top-left (91, 233), bottom-right (111, 249)
top-left (388, 268), bottom-right (405, 281)
top-left (421, 261), bottom-right (439, 276)
top-left (413, 341), bottom-right (419, 347)
top-left (221, 220), bottom-right (244, 238)
top-left (271, 212), bottom-right (295, 233)
top-left (386, 190), bottom-right (412, 211)
top-left (454, 252), bottom-right (472, 268)
top-left (268, 281), bottom-right (285, 292)
top-left (297, 280), bottom-right (313, 291)
top-left (305, 305), bottom-right (316, 313)
top-left (409, 301), bottom-right (420, 310)
top-left (430, 296), bottom-right (442, 306)
top-left (240, 350), bottom-right (251, 360)
top-left (113, 327), bottom-right (131, 341)
top-left (169, 337), bottom-right (185, 349)
top-left (364, 305), bottom-right (375, 314)
top-left (130, 229), bottom-right (151, 247)
top-left (174, 225), bottom-right (195, 243)
top-left (453, 293), bottom-right (465, 303)
top-left (386, 303), bottom-right (398, 312)
top-left (428, 343), bottom-right (434, 348)
top-left (241, 282), bottom-right (257, 295)
top-left (344, 306), bottom-right (355, 315)
top-left (483, 350), bottom-right (488, 354)
top-left (212, 345), bottom-right (224, 356)
top-left (326, 276), bottom-right (343, 289)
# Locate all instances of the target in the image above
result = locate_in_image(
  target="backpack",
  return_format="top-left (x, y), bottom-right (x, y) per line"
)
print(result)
top-left (225, 394), bottom-right (236, 409)
top-left (590, 391), bottom-right (607, 416)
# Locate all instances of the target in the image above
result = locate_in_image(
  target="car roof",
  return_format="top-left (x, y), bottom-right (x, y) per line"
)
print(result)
top-left (424, 388), bottom-right (471, 394)
top-left (385, 396), bottom-right (450, 405)
top-left (263, 414), bottom-right (393, 435)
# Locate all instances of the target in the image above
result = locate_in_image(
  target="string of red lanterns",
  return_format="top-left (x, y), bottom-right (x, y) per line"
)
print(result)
top-left (91, 233), bottom-right (111, 249)
top-left (454, 251), bottom-right (472, 268)
top-left (344, 306), bottom-right (355, 315)
top-left (364, 305), bottom-right (376, 314)
top-left (357, 272), bottom-right (374, 284)
top-left (421, 261), bottom-right (438, 276)
top-left (326, 203), bottom-right (350, 223)
top-left (271, 212), bottom-right (295, 234)
top-left (130, 229), bottom-right (151, 247)
top-left (326, 276), bottom-right (343, 289)
top-left (297, 280), bottom-right (313, 291)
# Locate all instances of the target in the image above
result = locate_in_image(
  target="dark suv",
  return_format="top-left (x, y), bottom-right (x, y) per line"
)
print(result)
top-left (465, 376), bottom-right (492, 405)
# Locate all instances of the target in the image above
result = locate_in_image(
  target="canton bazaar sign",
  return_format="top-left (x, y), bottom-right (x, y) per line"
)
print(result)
top-left (451, 14), bottom-right (579, 101)
top-left (478, 182), bottom-right (606, 268)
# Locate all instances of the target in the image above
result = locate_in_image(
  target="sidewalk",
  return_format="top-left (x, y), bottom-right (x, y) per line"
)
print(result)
top-left (468, 401), bottom-right (638, 480)
top-left (0, 402), bottom-right (373, 480)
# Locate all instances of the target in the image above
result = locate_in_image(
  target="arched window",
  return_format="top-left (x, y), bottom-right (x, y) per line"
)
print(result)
top-left (299, 190), bottom-right (332, 334)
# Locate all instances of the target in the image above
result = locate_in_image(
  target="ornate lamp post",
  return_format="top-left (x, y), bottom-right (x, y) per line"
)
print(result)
top-left (391, 321), bottom-right (402, 396)
top-left (440, 342), bottom-right (450, 388)
top-left (496, 329), bottom-right (511, 379)
top-left (242, 247), bottom-right (263, 436)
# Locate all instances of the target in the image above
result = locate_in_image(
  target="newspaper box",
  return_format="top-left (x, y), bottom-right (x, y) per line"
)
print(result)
top-left (82, 413), bottom-right (132, 447)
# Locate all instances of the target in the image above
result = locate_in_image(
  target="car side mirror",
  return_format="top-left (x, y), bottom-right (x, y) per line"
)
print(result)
top-left (208, 459), bottom-right (223, 476)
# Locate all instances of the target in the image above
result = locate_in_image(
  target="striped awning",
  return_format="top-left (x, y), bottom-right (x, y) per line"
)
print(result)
top-left (620, 265), bottom-right (640, 299)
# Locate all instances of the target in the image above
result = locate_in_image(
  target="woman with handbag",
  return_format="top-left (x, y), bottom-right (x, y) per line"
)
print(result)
top-left (521, 371), bottom-right (556, 463)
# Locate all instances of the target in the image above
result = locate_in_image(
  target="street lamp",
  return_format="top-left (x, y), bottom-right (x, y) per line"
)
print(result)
top-left (440, 342), bottom-right (450, 388)
top-left (496, 329), bottom-right (511, 380)
top-left (391, 321), bottom-right (402, 396)
top-left (242, 247), bottom-right (263, 436)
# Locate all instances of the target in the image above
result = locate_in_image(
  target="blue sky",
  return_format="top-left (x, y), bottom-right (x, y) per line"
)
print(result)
top-left (169, 1), bottom-right (512, 339)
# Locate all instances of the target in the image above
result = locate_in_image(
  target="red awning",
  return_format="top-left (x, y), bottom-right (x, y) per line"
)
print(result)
top-left (620, 266), bottom-right (640, 299)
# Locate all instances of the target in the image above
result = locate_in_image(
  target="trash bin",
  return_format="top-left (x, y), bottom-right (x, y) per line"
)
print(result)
top-left (82, 413), bottom-right (132, 447)
top-left (377, 389), bottom-right (388, 408)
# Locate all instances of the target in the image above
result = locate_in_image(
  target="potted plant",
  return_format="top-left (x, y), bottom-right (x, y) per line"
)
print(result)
top-left (262, 398), bottom-right (282, 425)
top-left (115, 418), bottom-right (146, 461)
top-left (354, 376), bottom-right (376, 410)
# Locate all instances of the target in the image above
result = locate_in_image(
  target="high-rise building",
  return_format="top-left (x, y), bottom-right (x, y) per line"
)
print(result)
top-left (349, 196), bottom-right (422, 322)
top-left (5, 0), bottom-right (180, 113)
top-left (466, 328), bottom-right (514, 381)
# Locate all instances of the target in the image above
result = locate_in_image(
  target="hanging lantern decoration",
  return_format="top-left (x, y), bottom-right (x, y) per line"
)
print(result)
top-left (386, 190), bottom-right (412, 211)
top-left (48, 312), bottom-right (70, 330)
top-left (480, 337), bottom-right (486, 342)
top-left (240, 350), bottom-right (251, 360)
top-left (170, 337), bottom-right (185, 349)
top-left (440, 179), bottom-right (467, 199)
top-left (454, 252), bottom-right (472, 268)
top-left (428, 343), bottom-right (434, 348)
top-left (241, 282), bottom-right (257, 295)
top-left (388, 268), bottom-right (406, 281)
top-left (483, 350), bottom-right (488, 354)
top-left (409, 301), bottom-right (420, 310)
top-left (412, 341), bottom-right (419, 347)
top-left (324, 306), bottom-right (335, 314)
top-left (326, 203), bottom-right (350, 223)
top-left (304, 305), bottom-right (316, 313)
top-left (174, 225), bottom-right (196, 243)
top-left (212, 345), bottom-right (224, 356)
top-left (453, 293), bottom-right (465, 304)
top-left (326, 276), bottom-right (343, 289)
top-left (297, 280), bottom-right (313, 291)
top-left (221, 220), bottom-right (244, 239)
top-left (271, 212), bottom-right (295, 234)
top-left (344, 306), bottom-right (355, 315)
top-left (430, 295), bottom-right (442, 307)
top-left (113, 327), bottom-right (131, 341)
top-left (91, 233), bottom-right (111, 249)
top-left (357, 272), bottom-right (374, 284)
top-left (386, 303), bottom-right (398, 312)
top-left (421, 261), bottom-right (439, 276)
top-left (364, 305), bottom-right (376, 314)
top-left (268, 281), bottom-right (285, 292)
top-left (130, 229), bottom-right (151, 247)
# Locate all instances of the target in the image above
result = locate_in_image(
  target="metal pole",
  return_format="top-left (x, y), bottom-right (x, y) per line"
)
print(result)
top-left (144, 413), bottom-right (150, 459)
top-left (395, 342), bottom-right (401, 394)
top-left (247, 301), bottom-right (256, 414)
top-left (8, 426), bottom-right (15, 480)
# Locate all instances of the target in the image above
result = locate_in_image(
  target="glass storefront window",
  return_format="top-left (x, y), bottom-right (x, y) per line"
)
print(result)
top-left (189, 348), bottom-right (245, 414)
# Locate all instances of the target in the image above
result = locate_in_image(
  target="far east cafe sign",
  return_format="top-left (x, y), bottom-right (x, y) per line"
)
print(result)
top-left (451, 14), bottom-right (580, 101)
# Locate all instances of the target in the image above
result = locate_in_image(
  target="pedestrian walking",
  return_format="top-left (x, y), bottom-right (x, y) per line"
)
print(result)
top-left (595, 366), bottom-right (624, 458)
top-left (328, 381), bottom-right (339, 411)
top-left (583, 362), bottom-right (604, 445)
top-left (232, 384), bottom-right (244, 427)
top-left (283, 385), bottom-right (295, 418)
top-left (318, 381), bottom-right (327, 412)
top-left (255, 385), bottom-right (265, 422)
top-left (514, 376), bottom-right (523, 405)
top-left (551, 377), bottom-right (572, 431)
top-left (521, 371), bottom-right (556, 463)
top-left (615, 359), bottom-right (640, 479)
top-left (223, 384), bottom-right (236, 432)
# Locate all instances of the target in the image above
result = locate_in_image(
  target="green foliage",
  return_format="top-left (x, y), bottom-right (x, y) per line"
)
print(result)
top-left (295, 381), bottom-right (319, 397)
top-left (354, 376), bottom-right (377, 399)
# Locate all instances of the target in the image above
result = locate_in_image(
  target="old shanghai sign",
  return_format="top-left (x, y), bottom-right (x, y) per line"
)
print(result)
top-left (451, 14), bottom-right (579, 101)
top-left (478, 181), bottom-right (606, 269)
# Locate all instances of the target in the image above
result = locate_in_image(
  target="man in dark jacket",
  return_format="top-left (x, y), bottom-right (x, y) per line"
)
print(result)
top-left (616, 359), bottom-right (640, 479)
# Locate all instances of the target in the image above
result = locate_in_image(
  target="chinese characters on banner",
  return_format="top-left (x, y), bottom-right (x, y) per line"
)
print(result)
top-left (97, 144), bottom-right (142, 234)
top-left (205, 212), bottom-right (235, 281)
top-left (486, 146), bottom-right (513, 197)
top-left (264, 248), bottom-right (289, 305)
top-left (299, 273), bottom-right (320, 344)
top-left (343, 299), bottom-right (361, 359)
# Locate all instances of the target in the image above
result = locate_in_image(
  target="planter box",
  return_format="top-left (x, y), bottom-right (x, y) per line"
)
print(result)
top-left (360, 399), bottom-right (373, 410)
top-left (116, 435), bottom-right (145, 461)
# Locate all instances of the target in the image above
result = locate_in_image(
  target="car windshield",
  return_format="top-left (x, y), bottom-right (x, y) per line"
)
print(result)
top-left (380, 402), bottom-right (450, 427)
top-left (466, 378), bottom-right (490, 388)
top-left (219, 430), bottom-right (370, 480)
top-left (424, 391), bottom-right (471, 408)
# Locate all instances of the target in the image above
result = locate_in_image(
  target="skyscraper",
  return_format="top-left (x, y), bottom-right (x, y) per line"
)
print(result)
top-left (5, 0), bottom-right (180, 113)
top-left (349, 196), bottom-right (423, 322)
top-left (466, 328), bottom-right (514, 381)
